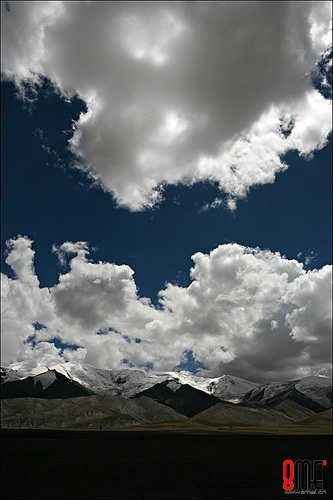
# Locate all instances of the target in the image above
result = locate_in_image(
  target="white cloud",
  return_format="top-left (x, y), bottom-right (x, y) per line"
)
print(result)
top-left (1, 236), bottom-right (55, 364)
top-left (16, 341), bottom-right (64, 367)
top-left (200, 196), bottom-right (237, 213)
top-left (1, 1), bottom-right (332, 210)
top-left (52, 241), bottom-right (91, 267)
top-left (1, 236), bottom-right (331, 382)
top-left (270, 320), bottom-right (279, 331)
top-left (304, 250), bottom-right (318, 266)
top-left (285, 265), bottom-right (332, 343)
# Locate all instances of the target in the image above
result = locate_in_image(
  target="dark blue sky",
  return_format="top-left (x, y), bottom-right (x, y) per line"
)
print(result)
top-left (1, 79), bottom-right (332, 304)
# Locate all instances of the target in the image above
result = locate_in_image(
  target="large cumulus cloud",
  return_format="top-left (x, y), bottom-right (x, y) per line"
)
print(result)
top-left (1, 236), bottom-right (331, 382)
top-left (1, 1), bottom-right (332, 210)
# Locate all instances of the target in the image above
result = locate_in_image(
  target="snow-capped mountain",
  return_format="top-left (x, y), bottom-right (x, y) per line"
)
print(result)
top-left (1, 361), bottom-right (332, 430)
top-left (1, 361), bottom-right (331, 414)
top-left (1, 361), bottom-right (258, 403)
top-left (154, 370), bottom-right (259, 403)
top-left (242, 375), bottom-right (332, 410)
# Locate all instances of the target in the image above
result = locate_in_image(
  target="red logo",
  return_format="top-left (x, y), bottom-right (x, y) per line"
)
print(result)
top-left (283, 459), bottom-right (327, 493)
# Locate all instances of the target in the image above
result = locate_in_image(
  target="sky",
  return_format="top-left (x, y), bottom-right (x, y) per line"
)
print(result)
top-left (1, 1), bottom-right (332, 383)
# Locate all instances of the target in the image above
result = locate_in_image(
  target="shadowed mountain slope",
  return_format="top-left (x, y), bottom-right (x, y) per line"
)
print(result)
top-left (132, 381), bottom-right (221, 417)
top-left (0, 370), bottom-right (92, 399)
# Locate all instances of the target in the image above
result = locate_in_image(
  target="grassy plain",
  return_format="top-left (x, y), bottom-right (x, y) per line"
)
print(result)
top-left (118, 408), bottom-right (332, 435)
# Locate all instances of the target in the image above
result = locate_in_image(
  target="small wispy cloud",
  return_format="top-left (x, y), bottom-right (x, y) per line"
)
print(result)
top-left (305, 250), bottom-right (318, 266)
top-left (296, 250), bottom-right (318, 266)
top-left (200, 196), bottom-right (237, 213)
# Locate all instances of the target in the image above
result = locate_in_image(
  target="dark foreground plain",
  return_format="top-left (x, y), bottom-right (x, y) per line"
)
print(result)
top-left (1, 429), bottom-right (332, 499)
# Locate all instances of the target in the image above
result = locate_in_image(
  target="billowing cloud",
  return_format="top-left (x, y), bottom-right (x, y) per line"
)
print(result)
top-left (1, 1), bottom-right (332, 210)
top-left (1, 236), bottom-right (55, 362)
top-left (1, 236), bottom-right (331, 382)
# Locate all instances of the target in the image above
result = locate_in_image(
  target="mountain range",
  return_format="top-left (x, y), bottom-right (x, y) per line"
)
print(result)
top-left (1, 362), bottom-right (332, 432)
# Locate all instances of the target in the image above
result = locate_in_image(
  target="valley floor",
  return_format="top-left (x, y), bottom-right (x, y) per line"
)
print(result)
top-left (1, 429), bottom-right (332, 499)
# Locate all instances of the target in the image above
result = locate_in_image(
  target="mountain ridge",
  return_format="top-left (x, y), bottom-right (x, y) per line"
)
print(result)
top-left (1, 362), bottom-right (331, 428)
top-left (1, 362), bottom-right (258, 402)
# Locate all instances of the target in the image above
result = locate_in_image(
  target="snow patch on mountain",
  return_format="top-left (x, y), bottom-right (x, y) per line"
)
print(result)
top-left (206, 374), bottom-right (259, 403)
top-left (166, 381), bottom-right (182, 392)
top-left (34, 371), bottom-right (56, 390)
